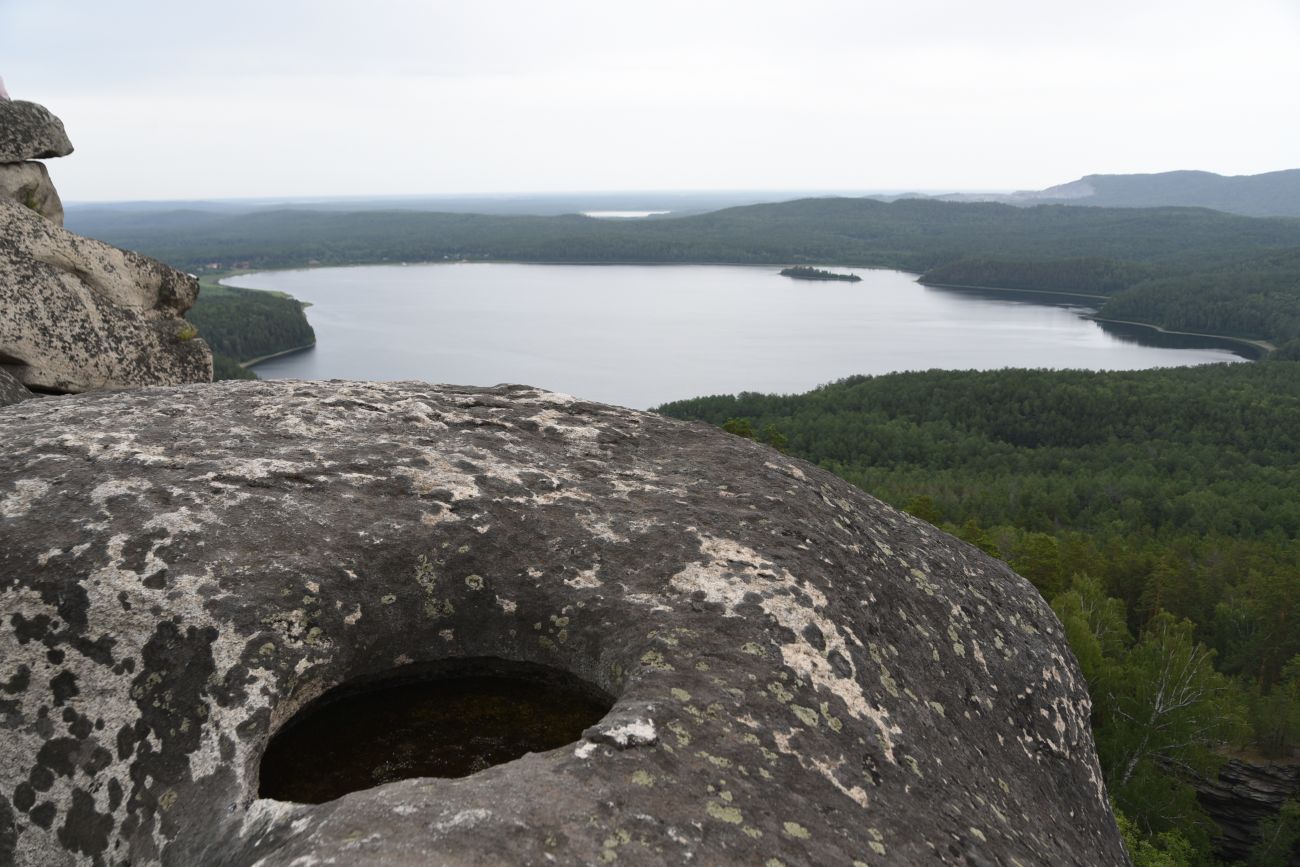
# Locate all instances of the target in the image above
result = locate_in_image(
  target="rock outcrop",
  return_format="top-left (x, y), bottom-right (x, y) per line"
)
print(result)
top-left (0, 98), bottom-right (212, 392)
top-left (1198, 758), bottom-right (1300, 863)
top-left (0, 100), bottom-right (74, 162)
top-left (0, 198), bottom-right (212, 392)
top-left (0, 367), bottom-right (34, 405)
top-left (1, 99), bottom-right (70, 227)
top-left (0, 160), bottom-right (62, 225)
top-left (0, 380), bottom-right (1128, 866)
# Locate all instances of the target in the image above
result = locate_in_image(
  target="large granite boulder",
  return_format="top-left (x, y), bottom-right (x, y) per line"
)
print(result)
top-left (0, 160), bottom-right (63, 225)
top-left (0, 198), bottom-right (212, 393)
top-left (0, 100), bottom-right (74, 162)
top-left (0, 380), bottom-right (1128, 866)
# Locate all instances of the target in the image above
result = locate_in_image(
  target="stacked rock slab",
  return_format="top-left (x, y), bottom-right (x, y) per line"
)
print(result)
top-left (0, 100), bottom-right (72, 225)
top-left (0, 98), bottom-right (213, 393)
top-left (0, 380), bottom-right (1129, 866)
top-left (0, 198), bottom-right (214, 392)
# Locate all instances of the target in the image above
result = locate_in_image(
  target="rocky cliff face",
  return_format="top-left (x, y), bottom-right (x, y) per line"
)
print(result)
top-left (0, 380), bottom-right (1129, 866)
top-left (1198, 758), bottom-right (1300, 863)
top-left (0, 99), bottom-right (212, 392)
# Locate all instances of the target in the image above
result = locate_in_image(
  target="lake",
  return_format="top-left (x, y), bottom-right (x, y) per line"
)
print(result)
top-left (226, 264), bottom-right (1248, 409)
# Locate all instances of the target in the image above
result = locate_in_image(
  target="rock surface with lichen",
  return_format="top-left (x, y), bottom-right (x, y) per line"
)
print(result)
top-left (0, 100), bottom-right (74, 162)
top-left (0, 367), bottom-right (34, 405)
top-left (0, 198), bottom-right (212, 393)
top-left (0, 161), bottom-right (63, 225)
top-left (0, 380), bottom-right (1128, 866)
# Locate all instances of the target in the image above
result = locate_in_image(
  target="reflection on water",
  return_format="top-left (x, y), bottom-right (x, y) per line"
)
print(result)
top-left (229, 264), bottom-right (1247, 409)
top-left (1092, 319), bottom-right (1267, 359)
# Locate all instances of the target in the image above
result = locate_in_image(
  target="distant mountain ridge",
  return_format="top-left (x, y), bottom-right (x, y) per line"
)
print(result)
top-left (907, 169), bottom-right (1300, 217)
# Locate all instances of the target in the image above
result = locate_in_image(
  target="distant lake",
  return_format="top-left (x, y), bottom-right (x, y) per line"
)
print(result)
top-left (226, 264), bottom-right (1248, 409)
top-left (581, 210), bottom-right (672, 218)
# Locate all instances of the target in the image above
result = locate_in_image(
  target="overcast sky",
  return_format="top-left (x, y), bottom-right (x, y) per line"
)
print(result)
top-left (3, 0), bottom-right (1298, 202)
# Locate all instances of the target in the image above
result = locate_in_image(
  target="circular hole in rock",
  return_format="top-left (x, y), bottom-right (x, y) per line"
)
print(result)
top-left (258, 657), bottom-right (614, 804)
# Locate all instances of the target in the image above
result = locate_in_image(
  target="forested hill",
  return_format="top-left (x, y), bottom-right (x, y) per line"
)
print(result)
top-left (930, 169), bottom-right (1300, 218)
top-left (74, 196), bottom-right (1300, 349)
top-left (658, 362), bottom-right (1300, 863)
top-left (1025, 169), bottom-right (1300, 217)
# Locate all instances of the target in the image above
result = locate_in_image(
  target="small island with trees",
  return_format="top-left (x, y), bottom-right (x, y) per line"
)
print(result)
top-left (780, 266), bottom-right (862, 282)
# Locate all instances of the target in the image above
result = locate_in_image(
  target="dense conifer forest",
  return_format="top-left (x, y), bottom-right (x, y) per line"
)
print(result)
top-left (659, 361), bottom-right (1300, 864)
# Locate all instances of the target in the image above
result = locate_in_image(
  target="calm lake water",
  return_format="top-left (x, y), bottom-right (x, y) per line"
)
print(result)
top-left (227, 264), bottom-right (1247, 409)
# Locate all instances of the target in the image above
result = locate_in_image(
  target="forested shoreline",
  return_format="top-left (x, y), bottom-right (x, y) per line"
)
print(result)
top-left (186, 281), bottom-right (316, 379)
top-left (659, 362), bottom-right (1300, 865)
top-left (76, 196), bottom-right (1300, 353)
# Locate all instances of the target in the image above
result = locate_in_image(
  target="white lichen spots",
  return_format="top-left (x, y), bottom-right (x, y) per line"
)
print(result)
top-left (566, 566), bottom-right (603, 589)
top-left (495, 595), bottom-right (517, 614)
top-left (465, 574), bottom-right (484, 590)
top-left (596, 719), bottom-right (657, 747)
top-left (343, 604), bottom-right (363, 626)
top-left (670, 534), bottom-right (899, 757)
top-left (392, 804), bottom-right (419, 816)
top-left (439, 629), bottom-right (455, 641)
top-left (574, 741), bottom-right (598, 759)
top-left (419, 508), bottom-right (460, 528)
top-left (394, 653), bottom-right (414, 665)
top-left (90, 477), bottom-right (151, 504)
top-left (393, 452), bottom-right (480, 501)
top-left (431, 808), bottom-right (493, 834)
top-left (1, 478), bottom-right (50, 517)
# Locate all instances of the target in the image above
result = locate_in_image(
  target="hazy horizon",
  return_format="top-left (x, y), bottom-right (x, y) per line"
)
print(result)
top-left (4, 0), bottom-right (1298, 202)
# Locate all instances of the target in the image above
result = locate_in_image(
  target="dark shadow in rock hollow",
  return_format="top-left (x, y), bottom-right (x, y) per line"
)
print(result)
top-left (257, 658), bottom-right (614, 804)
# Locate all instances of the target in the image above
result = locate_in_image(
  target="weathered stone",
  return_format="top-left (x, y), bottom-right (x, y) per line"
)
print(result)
top-left (0, 161), bottom-right (63, 224)
top-left (0, 380), bottom-right (1128, 866)
top-left (0, 198), bottom-right (212, 393)
top-left (0, 100), bottom-right (73, 162)
top-left (1197, 758), bottom-right (1300, 863)
top-left (0, 367), bottom-right (34, 405)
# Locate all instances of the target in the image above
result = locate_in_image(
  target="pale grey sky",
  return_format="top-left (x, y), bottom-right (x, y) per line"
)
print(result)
top-left (3, 0), bottom-right (1298, 202)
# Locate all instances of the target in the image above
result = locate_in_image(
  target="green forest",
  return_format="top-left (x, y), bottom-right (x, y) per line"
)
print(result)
top-left (659, 361), bottom-right (1300, 865)
top-left (78, 197), bottom-right (1300, 350)
top-left (185, 281), bottom-right (316, 379)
